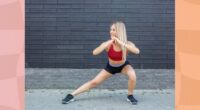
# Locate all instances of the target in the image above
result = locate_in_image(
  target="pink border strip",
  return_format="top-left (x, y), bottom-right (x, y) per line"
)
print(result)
top-left (0, 0), bottom-right (24, 110)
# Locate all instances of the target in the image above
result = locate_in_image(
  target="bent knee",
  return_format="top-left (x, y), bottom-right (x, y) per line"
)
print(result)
top-left (128, 74), bottom-right (136, 82)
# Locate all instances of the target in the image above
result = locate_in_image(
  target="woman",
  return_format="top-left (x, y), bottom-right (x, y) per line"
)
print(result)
top-left (62, 21), bottom-right (140, 105)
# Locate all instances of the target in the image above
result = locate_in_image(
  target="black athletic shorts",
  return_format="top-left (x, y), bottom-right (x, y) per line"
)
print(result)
top-left (104, 60), bottom-right (130, 75)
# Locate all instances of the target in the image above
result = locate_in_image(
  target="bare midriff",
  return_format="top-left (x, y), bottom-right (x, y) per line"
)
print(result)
top-left (108, 58), bottom-right (126, 65)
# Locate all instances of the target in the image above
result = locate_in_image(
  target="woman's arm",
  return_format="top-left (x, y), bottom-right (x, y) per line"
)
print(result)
top-left (125, 41), bottom-right (140, 54)
top-left (92, 40), bottom-right (113, 55)
top-left (112, 37), bottom-right (140, 54)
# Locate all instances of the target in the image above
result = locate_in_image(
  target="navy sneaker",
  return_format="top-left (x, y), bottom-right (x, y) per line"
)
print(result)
top-left (127, 95), bottom-right (138, 105)
top-left (62, 94), bottom-right (75, 104)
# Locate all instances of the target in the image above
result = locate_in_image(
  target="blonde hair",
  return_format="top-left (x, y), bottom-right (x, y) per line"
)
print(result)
top-left (111, 21), bottom-right (127, 60)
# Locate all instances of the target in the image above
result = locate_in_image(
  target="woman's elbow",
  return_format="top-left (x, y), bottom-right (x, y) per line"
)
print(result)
top-left (92, 50), bottom-right (98, 55)
top-left (135, 48), bottom-right (140, 54)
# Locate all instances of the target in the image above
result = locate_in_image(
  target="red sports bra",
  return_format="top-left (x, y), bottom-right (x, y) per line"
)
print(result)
top-left (107, 44), bottom-right (123, 61)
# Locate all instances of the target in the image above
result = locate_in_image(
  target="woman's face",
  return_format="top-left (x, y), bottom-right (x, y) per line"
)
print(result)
top-left (110, 24), bottom-right (117, 39)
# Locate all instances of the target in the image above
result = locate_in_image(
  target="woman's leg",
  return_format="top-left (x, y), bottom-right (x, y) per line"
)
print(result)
top-left (71, 69), bottom-right (112, 96)
top-left (121, 65), bottom-right (137, 95)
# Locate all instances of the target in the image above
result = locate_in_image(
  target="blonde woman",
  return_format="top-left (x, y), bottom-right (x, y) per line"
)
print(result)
top-left (62, 21), bottom-right (140, 105)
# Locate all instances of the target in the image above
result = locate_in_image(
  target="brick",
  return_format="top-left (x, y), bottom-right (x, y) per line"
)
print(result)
top-left (26, 0), bottom-right (174, 69)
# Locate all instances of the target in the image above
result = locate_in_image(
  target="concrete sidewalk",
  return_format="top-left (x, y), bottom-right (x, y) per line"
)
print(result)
top-left (25, 68), bottom-right (174, 89)
top-left (26, 89), bottom-right (174, 110)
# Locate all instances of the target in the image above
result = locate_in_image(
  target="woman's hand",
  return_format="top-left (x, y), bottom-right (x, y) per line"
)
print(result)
top-left (112, 37), bottom-right (126, 46)
top-left (111, 37), bottom-right (140, 54)
top-left (105, 39), bottom-right (114, 46)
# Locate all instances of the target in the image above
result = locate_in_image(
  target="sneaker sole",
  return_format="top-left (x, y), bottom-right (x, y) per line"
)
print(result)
top-left (62, 98), bottom-right (75, 104)
top-left (127, 99), bottom-right (137, 105)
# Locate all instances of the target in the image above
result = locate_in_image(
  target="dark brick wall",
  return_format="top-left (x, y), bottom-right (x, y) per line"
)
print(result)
top-left (25, 0), bottom-right (175, 69)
